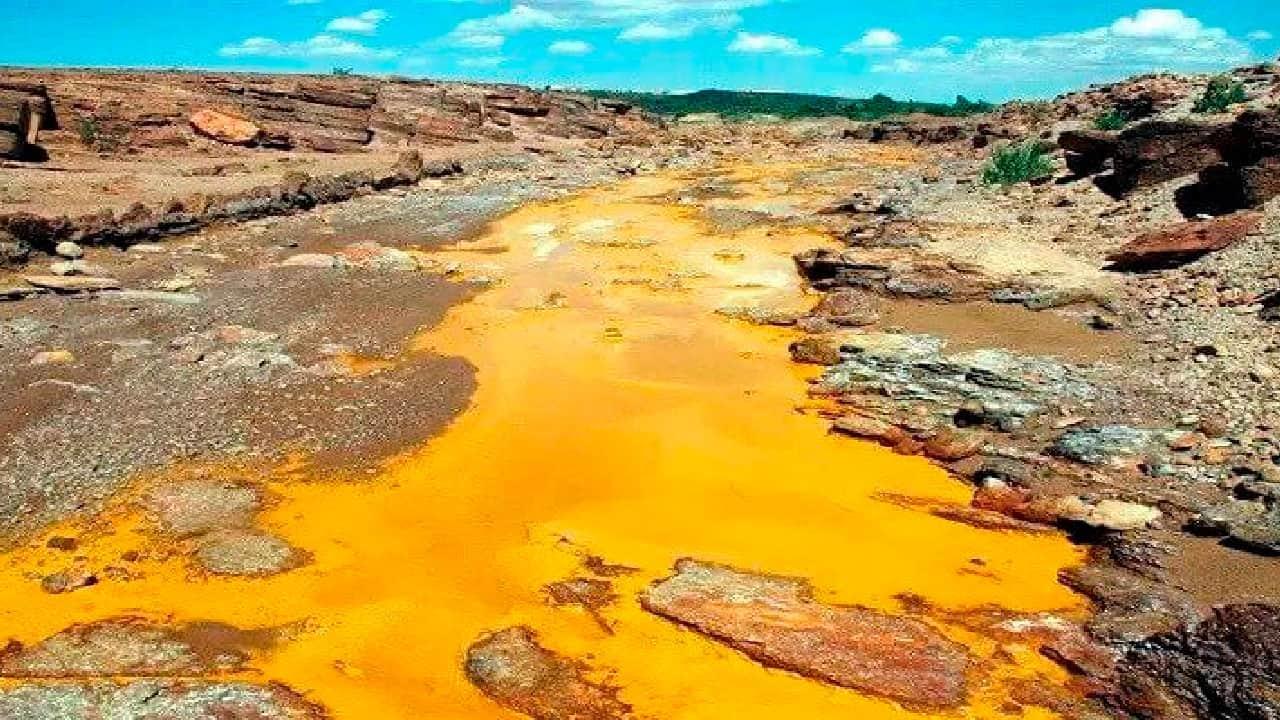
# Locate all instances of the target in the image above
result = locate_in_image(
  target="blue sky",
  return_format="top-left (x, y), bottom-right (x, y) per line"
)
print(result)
top-left (7, 1), bottom-right (1279, 101)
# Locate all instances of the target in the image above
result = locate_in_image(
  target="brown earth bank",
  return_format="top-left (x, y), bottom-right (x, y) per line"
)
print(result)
top-left (2, 64), bottom-right (1280, 719)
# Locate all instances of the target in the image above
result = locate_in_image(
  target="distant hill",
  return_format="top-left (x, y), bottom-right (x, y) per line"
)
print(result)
top-left (586, 88), bottom-right (994, 121)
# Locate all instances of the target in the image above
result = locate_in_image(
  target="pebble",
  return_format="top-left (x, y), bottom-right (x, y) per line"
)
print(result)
top-left (54, 241), bottom-right (83, 259)
top-left (127, 243), bottom-right (167, 254)
top-left (97, 290), bottom-right (203, 306)
top-left (30, 350), bottom-right (74, 366)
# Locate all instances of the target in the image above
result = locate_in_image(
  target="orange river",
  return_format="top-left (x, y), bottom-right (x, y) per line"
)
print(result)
top-left (0, 155), bottom-right (1087, 719)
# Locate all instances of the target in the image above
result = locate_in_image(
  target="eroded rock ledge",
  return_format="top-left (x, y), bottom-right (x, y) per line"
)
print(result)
top-left (640, 559), bottom-right (972, 709)
top-left (0, 151), bottom-right (460, 270)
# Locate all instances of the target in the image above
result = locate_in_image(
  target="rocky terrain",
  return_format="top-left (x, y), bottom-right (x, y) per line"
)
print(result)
top-left (777, 63), bottom-right (1280, 720)
top-left (0, 63), bottom-right (1278, 720)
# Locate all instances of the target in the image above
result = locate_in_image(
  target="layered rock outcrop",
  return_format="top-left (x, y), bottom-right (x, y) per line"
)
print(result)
top-left (0, 151), bottom-right (460, 261)
top-left (0, 68), bottom-right (655, 158)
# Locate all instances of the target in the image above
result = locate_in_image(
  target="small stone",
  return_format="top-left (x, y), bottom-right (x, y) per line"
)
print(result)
top-left (193, 529), bottom-right (299, 577)
top-left (30, 350), bottom-right (74, 366)
top-left (831, 415), bottom-right (912, 450)
top-left (1055, 497), bottom-right (1162, 531)
top-left (45, 536), bottom-right (77, 552)
top-left (54, 241), bottom-right (83, 259)
top-left (279, 253), bottom-right (339, 269)
top-left (23, 275), bottom-right (121, 293)
top-left (40, 568), bottom-right (98, 594)
top-left (1250, 363), bottom-right (1276, 382)
top-left (97, 290), bottom-right (202, 306)
top-left (811, 289), bottom-right (880, 327)
top-left (1090, 314), bottom-right (1119, 331)
top-left (1199, 416), bottom-right (1230, 438)
top-left (789, 337), bottom-right (843, 365)
top-left (922, 429), bottom-right (987, 461)
top-left (127, 243), bottom-right (167, 254)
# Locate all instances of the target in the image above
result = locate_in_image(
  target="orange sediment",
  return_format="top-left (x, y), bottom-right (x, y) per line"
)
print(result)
top-left (0, 154), bottom-right (1087, 719)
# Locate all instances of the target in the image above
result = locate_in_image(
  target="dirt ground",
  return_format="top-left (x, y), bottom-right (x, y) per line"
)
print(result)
top-left (0, 141), bottom-right (563, 218)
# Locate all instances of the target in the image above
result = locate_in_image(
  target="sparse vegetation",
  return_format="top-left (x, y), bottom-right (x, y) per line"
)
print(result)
top-left (1192, 75), bottom-right (1247, 114)
top-left (332, 67), bottom-right (354, 76)
top-left (584, 89), bottom-right (994, 122)
top-left (76, 117), bottom-right (99, 147)
top-left (75, 116), bottom-right (126, 152)
top-left (1093, 109), bottom-right (1128, 131)
top-left (982, 141), bottom-right (1055, 186)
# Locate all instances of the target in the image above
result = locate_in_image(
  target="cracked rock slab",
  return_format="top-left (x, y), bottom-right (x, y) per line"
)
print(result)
top-left (464, 626), bottom-right (633, 720)
top-left (193, 529), bottom-right (302, 577)
top-left (0, 680), bottom-right (325, 719)
top-left (0, 617), bottom-right (274, 678)
top-left (640, 559), bottom-right (971, 709)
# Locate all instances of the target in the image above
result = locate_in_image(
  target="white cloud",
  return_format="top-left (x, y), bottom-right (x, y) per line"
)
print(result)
top-left (871, 9), bottom-right (1250, 84)
top-left (728, 31), bottom-right (819, 57)
top-left (1249, 30), bottom-right (1274, 41)
top-left (549, 39), bottom-right (593, 55)
top-left (445, 4), bottom-right (563, 47)
top-left (458, 55), bottom-right (506, 68)
top-left (454, 33), bottom-right (506, 49)
top-left (446, 0), bottom-right (763, 46)
top-left (326, 9), bottom-right (388, 35)
top-left (939, 35), bottom-right (962, 46)
top-left (219, 34), bottom-right (398, 60)
top-left (286, 0), bottom-right (322, 5)
top-left (842, 28), bottom-right (902, 54)
top-left (1109, 8), bottom-right (1202, 39)
top-left (619, 21), bottom-right (693, 41)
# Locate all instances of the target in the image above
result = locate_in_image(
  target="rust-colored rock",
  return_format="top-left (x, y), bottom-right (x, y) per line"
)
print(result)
top-left (0, 617), bottom-right (270, 677)
top-left (930, 505), bottom-right (1052, 533)
top-left (1108, 604), bottom-right (1280, 720)
top-left (1110, 120), bottom-right (1230, 194)
top-left (1059, 129), bottom-right (1118, 177)
top-left (189, 109), bottom-right (261, 145)
top-left (0, 68), bottom-right (657, 161)
top-left (544, 577), bottom-right (618, 634)
top-left (922, 429), bottom-right (987, 461)
top-left (973, 483), bottom-right (1034, 515)
top-left (464, 626), bottom-right (633, 720)
top-left (641, 559), bottom-right (971, 708)
top-left (1108, 211), bottom-right (1262, 270)
top-left (789, 336), bottom-right (842, 365)
top-left (831, 414), bottom-right (913, 450)
top-left (810, 289), bottom-right (880, 327)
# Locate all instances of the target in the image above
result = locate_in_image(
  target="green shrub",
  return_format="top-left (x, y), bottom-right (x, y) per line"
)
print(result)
top-left (1093, 109), bottom-right (1128, 131)
top-left (75, 116), bottom-right (126, 151)
top-left (982, 141), bottom-right (1055, 186)
top-left (1192, 76), bottom-right (1247, 114)
top-left (332, 67), bottom-right (354, 76)
top-left (76, 118), bottom-right (99, 147)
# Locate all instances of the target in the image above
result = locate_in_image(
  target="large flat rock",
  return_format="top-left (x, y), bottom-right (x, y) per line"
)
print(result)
top-left (640, 559), bottom-right (971, 709)
top-left (465, 626), bottom-right (633, 720)
top-left (1107, 211), bottom-right (1262, 270)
